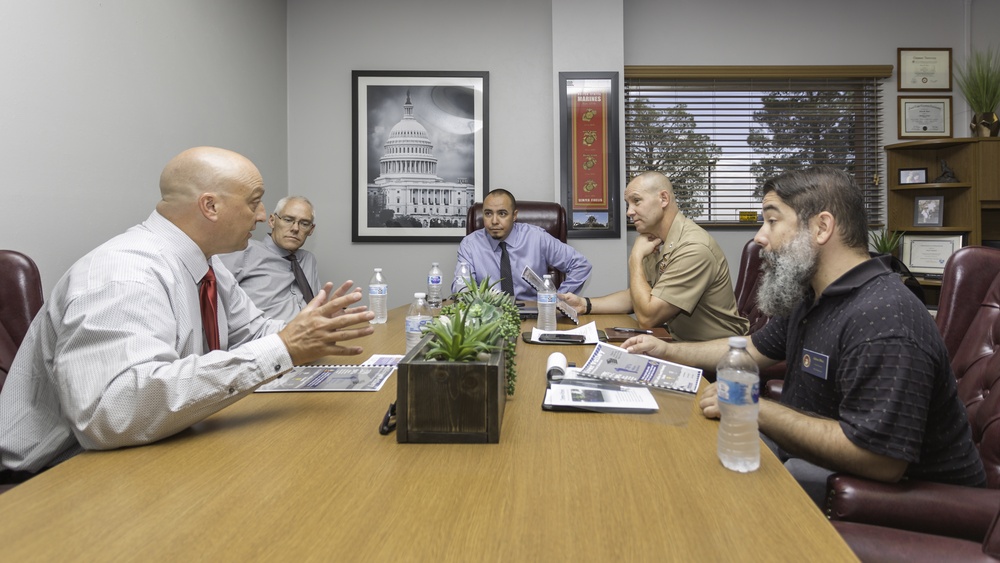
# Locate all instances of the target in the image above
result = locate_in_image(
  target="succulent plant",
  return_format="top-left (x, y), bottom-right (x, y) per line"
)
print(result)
top-left (431, 276), bottom-right (521, 395)
top-left (422, 306), bottom-right (502, 363)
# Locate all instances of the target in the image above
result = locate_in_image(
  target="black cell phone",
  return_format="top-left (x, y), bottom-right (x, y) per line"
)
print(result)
top-left (538, 333), bottom-right (586, 344)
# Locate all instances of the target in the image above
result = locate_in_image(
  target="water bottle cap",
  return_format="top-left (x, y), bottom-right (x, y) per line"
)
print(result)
top-left (414, 292), bottom-right (426, 298)
top-left (728, 336), bottom-right (748, 348)
top-left (543, 274), bottom-right (551, 279)
top-left (431, 262), bottom-right (439, 266)
top-left (374, 267), bottom-right (382, 272)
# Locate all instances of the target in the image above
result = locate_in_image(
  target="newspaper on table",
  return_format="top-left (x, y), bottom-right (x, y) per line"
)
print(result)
top-left (575, 341), bottom-right (702, 395)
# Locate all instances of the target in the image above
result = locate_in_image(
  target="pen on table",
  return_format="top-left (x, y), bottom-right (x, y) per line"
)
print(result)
top-left (612, 327), bottom-right (653, 335)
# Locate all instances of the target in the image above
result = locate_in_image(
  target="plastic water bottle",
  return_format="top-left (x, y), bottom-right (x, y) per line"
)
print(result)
top-left (368, 268), bottom-right (388, 324)
top-left (427, 262), bottom-right (443, 308)
top-left (537, 274), bottom-right (558, 331)
top-left (454, 261), bottom-right (471, 295)
top-left (405, 292), bottom-right (432, 352)
top-left (716, 336), bottom-right (760, 472)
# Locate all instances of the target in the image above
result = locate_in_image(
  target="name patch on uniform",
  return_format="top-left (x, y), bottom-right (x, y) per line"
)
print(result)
top-left (801, 349), bottom-right (829, 380)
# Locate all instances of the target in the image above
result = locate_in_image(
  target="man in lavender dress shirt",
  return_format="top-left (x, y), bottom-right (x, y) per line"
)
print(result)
top-left (453, 189), bottom-right (591, 301)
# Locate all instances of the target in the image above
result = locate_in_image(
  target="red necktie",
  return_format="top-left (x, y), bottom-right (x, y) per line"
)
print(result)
top-left (200, 266), bottom-right (221, 351)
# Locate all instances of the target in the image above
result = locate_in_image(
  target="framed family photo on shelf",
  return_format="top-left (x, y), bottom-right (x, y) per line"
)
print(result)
top-left (352, 70), bottom-right (489, 242)
top-left (897, 48), bottom-right (952, 91)
top-left (913, 195), bottom-right (944, 227)
top-left (898, 96), bottom-right (952, 139)
top-left (898, 167), bottom-right (927, 185)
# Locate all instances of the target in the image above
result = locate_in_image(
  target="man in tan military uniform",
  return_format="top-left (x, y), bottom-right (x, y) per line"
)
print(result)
top-left (561, 171), bottom-right (748, 341)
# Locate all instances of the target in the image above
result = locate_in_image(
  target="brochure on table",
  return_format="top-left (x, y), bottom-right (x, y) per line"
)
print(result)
top-left (256, 354), bottom-right (402, 393)
top-left (576, 342), bottom-right (702, 395)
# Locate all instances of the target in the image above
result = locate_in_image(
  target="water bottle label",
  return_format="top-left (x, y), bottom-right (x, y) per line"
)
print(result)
top-left (717, 379), bottom-right (759, 406)
top-left (428, 275), bottom-right (442, 285)
top-left (538, 293), bottom-right (557, 304)
top-left (369, 285), bottom-right (387, 296)
top-left (405, 317), bottom-right (430, 332)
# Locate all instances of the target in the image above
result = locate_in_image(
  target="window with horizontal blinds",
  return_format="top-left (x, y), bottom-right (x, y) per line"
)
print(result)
top-left (624, 66), bottom-right (891, 225)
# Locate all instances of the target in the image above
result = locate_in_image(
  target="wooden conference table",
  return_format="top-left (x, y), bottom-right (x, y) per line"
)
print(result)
top-left (0, 308), bottom-right (857, 561)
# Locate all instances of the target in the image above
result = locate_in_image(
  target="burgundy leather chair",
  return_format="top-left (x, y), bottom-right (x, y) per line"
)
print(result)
top-left (832, 508), bottom-right (1000, 563)
top-left (936, 246), bottom-right (1000, 360)
top-left (466, 201), bottom-right (568, 288)
top-left (827, 247), bottom-right (1000, 548)
top-left (0, 250), bottom-right (44, 390)
top-left (0, 249), bottom-right (44, 493)
top-left (734, 239), bottom-right (768, 333)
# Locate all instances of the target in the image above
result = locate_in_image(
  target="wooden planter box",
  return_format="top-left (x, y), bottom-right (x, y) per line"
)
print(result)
top-left (396, 334), bottom-right (506, 443)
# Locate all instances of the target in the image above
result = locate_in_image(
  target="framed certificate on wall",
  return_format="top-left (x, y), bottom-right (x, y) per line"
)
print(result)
top-left (901, 234), bottom-right (962, 275)
top-left (899, 96), bottom-right (952, 139)
top-left (897, 48), bottom-right (952, 91)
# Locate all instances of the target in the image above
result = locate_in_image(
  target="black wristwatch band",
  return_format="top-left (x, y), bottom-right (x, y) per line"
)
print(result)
top-left (584, 297), bottom-right (592, 315)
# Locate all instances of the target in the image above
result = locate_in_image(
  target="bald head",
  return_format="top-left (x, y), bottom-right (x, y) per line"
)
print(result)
top-left (624, 171), bottom-right (678, 237)
top-left (630, 171), bottom-right (675, 197)
top-left (156, 146), bottom-right (267, 258)
top-left (159, 147), bottom-right (262, 207)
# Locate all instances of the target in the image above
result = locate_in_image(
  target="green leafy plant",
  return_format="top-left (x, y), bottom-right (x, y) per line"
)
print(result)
top-left (955, 46), bottom-right (1000, 115)
top-left (432, 276), bottom-right (521, 396)
top-left (870, 227), bottom-right (904, 255)
top-left (422, 306), bottom-right (502, 362)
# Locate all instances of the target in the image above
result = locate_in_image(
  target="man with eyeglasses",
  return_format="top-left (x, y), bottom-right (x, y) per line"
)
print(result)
top-left (220, 196), bottom-right (321, 322)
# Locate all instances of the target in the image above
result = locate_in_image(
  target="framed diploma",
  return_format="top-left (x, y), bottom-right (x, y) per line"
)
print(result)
top-left (897, 48), bottom-right (952, 91)
top-left (898, 96), bottom-right (952, 139)
top-left (901, 234), bottom-right (962, 275)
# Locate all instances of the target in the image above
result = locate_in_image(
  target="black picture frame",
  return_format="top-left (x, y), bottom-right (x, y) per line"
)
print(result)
top-left (558, 72), bottom-right (621, 239)
top-left (913, 195), bottom-right (944, 227)
top-left (898, 167), bottom-right (928, 185)
top-left (898, 96), bottom-right (952, 139)
top-left (352, 70), bottom-right (489, 242)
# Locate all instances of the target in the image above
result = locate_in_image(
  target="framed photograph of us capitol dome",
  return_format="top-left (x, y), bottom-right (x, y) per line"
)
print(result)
top-left (352, 70), bottom-right (489, 242)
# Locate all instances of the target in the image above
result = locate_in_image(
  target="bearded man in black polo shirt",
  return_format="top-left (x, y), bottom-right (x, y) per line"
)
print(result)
top-left (623, 166), bottom-right (985, 505)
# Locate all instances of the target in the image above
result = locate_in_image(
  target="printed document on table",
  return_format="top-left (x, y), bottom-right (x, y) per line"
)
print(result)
top-left (543, 382), bottom-right (659, 413)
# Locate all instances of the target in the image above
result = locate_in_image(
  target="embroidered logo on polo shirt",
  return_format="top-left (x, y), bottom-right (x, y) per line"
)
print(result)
top-left (802, 349), bottom-right (829, 380)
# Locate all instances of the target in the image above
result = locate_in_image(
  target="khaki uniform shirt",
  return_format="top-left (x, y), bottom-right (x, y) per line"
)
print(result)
top-left (641, 215), bottom-right (749, 341)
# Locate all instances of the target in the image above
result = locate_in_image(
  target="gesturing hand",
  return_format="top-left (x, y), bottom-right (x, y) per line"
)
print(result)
top-left (278, 280), bottom-right (375, 365)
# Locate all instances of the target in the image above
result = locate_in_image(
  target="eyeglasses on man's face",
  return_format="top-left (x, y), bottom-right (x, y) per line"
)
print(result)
top-left (274, 214), bottom-right (314, 229)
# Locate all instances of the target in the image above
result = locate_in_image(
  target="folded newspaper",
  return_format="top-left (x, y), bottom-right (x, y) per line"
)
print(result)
top-left (575, 341), bottom-right (702, 395)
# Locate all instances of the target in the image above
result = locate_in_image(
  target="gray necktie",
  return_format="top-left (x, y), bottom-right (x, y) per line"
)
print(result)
top-left (285, 253), bottom-right (315, 303)
top-left (499, 241), bottom-right (514, 296)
